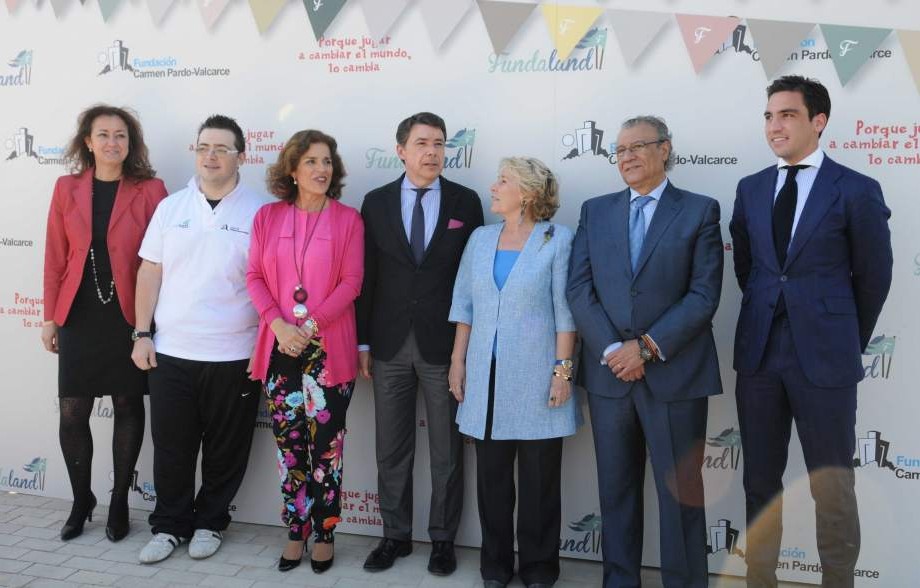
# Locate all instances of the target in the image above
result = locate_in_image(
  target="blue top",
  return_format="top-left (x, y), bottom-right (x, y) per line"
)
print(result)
top-left (493, 250), bottom-right (520, 290)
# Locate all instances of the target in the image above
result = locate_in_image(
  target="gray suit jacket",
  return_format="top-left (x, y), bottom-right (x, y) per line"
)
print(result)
top-left (449, 221), bottom-right (581, 440)
top-left (566, 181), bottom-right (724, 401)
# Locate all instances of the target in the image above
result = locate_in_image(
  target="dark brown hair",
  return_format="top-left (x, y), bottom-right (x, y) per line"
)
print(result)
top-left (266, 130), bottom-right (346, 202)
top-left (64, 104), bottom-right (155, 181)
top-left (396, 112), bottom-right (446, 146)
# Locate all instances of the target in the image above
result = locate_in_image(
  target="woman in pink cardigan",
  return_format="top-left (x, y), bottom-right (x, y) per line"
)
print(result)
top-left (246, 130), bottom-right (363, 574)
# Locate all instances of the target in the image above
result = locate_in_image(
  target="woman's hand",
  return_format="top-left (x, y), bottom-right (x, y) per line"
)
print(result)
top-left (548, 375), bottom-right (572, 408)
top-left (271, 318), bottom-right (310, 357)
top-left (41, 321), bottom-right (59, 354)
top-left (448, 359), bottom-right (466, 403)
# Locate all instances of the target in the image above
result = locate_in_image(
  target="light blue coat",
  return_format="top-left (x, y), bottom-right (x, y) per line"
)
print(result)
top-left (449, 221), bottom-right (581, 440)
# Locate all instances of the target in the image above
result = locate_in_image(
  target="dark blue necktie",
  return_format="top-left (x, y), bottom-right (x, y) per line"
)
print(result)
top-left (410, 188), bottom-right (430, 264)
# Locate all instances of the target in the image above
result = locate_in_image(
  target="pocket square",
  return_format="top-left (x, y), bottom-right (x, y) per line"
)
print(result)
top-left (447, 218), bottom-right (464, 229)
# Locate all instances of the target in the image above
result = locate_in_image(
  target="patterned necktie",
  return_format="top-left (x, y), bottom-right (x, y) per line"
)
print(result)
top-left (629, 196), bottom-right (654, 272)
top-left (772, 164), bottom-right (808, 267)
top-left (410, 188), bottom-right (430, 264)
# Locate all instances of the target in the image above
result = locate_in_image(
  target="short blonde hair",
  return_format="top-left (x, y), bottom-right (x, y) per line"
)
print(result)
top-left (499, 156), bottom-right (560, 221)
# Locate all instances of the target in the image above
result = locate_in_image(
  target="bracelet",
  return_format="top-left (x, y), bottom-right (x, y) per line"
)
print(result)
top-left (552, 369), bottom-right (573, 381)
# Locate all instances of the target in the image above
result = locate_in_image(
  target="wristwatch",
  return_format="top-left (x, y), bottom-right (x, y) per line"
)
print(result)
top-left (554, 359), bottom-right (574, 370)
top-left (131, 329), bottom-right (153, 342)
top-left (637, 337), bottom-right (656, 362)
top-left (304, 317), bottom-right (319, 335)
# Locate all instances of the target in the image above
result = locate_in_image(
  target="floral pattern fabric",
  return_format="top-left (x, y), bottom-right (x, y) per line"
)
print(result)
top-left (265, 337), bottom-right (353, 542)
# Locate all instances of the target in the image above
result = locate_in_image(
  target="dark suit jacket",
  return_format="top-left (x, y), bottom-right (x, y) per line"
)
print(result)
top-left (43, 170), bottom-right (167, 326)
top-left (356, 174), bottom-right (483, 364)
top-left (567, 181), bottom-right (724, 402)
top-left (729, 156), bottom-right (893, 388)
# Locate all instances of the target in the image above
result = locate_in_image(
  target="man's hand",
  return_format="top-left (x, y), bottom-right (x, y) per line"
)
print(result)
top-left (132, 338), bottom-right (158, 370)
top-left (607, 339), bottom-right (644, 381)
top-left (359, 350), bottom-right (373, 379)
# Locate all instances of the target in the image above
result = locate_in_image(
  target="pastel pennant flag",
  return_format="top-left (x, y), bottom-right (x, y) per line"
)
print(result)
top-left (821, 25), bottom-right (892, 86)
top-left (540, 3), bottom-right (604, 61)
top-left (146, 0), bottom-right (176, 25)
top-left (49, 0), bottom-right (72, 18)
top-left (304, 0), bottom-right (348, 41)
top-left (477, 0), bottom-right (538, 55)
top-left (675, 14), bottom-right (740, 73)
top-left (607, 9), bottom-right (670, 67)
top-left (898, 30), bottom-right (920, 94)
top-left (5, 0), bottom-right (21, 13)
top-left (418, 0), bottom-right (474, 49)
top-left (198, 0), bottom-right (232, 30)
top-left (745, 19), bottom-right (815, 78)
top-left (360, 0), bottom-right (411, 39)
top-left (98, 0), bottom-right (121, 22)
top-left (250, 0), bottom-right (286, 34)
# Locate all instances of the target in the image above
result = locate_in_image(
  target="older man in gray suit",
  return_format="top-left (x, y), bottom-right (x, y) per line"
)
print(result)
top-left (567, 116), bottom-right (723, 588)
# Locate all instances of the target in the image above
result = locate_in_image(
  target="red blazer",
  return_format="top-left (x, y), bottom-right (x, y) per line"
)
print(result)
top-left (43, 169), bottom-right (167, 326)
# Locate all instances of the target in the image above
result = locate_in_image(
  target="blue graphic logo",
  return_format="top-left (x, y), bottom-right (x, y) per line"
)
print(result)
top-left (1, 50), bottom-right (32, 87)
top-left (445, 128), bottom-right (476, 169)
top-left (560, 513), bottom-right (602, 555)
top-left (4, 127), bottom-right (66, 165)
top-left (488, 27), bottom-right (607, 74)
top-left (862, 334), bottom-right (895, 379)
top-left (0, 457), bottom-right (48, 491)
top-left (704, 426), bottom-right (742, 470)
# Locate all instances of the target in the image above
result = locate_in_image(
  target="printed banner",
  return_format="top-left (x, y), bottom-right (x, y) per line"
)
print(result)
top-left (5, 0), bottom-right (21, 13)
top-left (745, 19), bottom-right (815, 79)
top-left (98, 0), bottom-right (121, 22)
top-left (607, 9), bottom-right (670, 67)
top-left (360, 0), bottom-right (411, 39)
top-left (540, 3), bottom-right (604, 61)
top-left (820, 25), bottom-right (893, 86)
top-left (249, 0), bottom-right (286, 35)
top-left (304, 0), bottom-right (348, 41)
top-left (49, 0), bottom-right (72, 18)
top-left (477, 0), bottom-right (538, 55)
top-left (146, 0), bottom-right (175, 25)
top-left (197, 0), bottom-right (232, 30)
top-left (675, 14), bottom-right (740, 73)
top-left (418, 0), bottom-right (473, 49)
top-left (898, 30), bottom-right (920, 94)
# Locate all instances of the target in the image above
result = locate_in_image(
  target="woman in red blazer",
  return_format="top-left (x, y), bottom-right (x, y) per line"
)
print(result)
top-left (42, 105), bottom-right (166, 542)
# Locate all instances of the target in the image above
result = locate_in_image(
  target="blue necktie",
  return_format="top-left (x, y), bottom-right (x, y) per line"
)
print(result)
top-left (410, 188), bottom-right (429, 264)
top-left (629, 196), bottom-right (653, 272)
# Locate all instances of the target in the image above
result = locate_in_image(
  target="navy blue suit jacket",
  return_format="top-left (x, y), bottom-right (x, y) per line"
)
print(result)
top-left (729, 156), bottom-right (892, 388)
top-left (567, 181), bottom-right (724, 402)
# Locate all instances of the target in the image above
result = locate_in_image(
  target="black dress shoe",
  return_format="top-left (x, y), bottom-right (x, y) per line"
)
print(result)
top-left (310, 555), bottom-right (334, 573)
top-left (483, 580), bottom-right (508, 588)
top-left (526, 584), bottom-right (553, 588)
top-left (363, 538), bottom-right (412, 571)
top-left (61, 493), bottom-right (97, 541)
top-left (278, 542), bottom-right (305, 572)
top-left (428, 540), bottom-right (457, 576)
top-left (105, 495), bottom-right (130, 542)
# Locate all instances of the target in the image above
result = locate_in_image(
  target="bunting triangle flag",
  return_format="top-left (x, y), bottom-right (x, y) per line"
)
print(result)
top-left (418, 0), bottom-right (473, 49)
top-left (607, 9), bottom-right (670, 67)
top-left (675, 14), bottom-right (740, 73)
top-left (147, 0), bottom-right (176, 25)
top-left (49, 0), bottom-right (72, 18)
top-left (821, 25), bottom-right (892, 86)
top-left (540, 4), bottom-right (604, 61)
top-left (477, 0), bottom-right (538, 55)
top-left (304, 0), bottom-right (348, 40)
top-left (360, 0), bottom-right (411, 39)
top-left (5, 0), bottom-right (21, 13)
top-left (745, 19), bottom-right (815, 78)
top-left (898, 30), bottom-right (920, 95)
top-left (250, 0), bottom-right (286, 34)
top-left (98, 0), bottom-right (121, 22)
top-left (197, 0), bottom-right (232, 30)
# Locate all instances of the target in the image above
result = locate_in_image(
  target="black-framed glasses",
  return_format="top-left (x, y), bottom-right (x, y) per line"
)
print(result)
top-left (612, 139), bottom-right (666, 161)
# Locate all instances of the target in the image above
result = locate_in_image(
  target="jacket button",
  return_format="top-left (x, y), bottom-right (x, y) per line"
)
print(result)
top-left (780, 275), bottom-right (788, 282)
top-left (411, 299), bottom-right (418, 305)
top-left (630, 289), bottom-right (638, 297)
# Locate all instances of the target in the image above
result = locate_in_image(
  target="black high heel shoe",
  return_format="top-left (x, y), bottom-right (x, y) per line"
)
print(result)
top-left (311, 540), bottom-right (334, 574)
top-left (61, 493), bottom-right (97, 541)
top-left (278, 541), bottom-right (306, 572)
top-left (105, 494), bottom-right (130, 542)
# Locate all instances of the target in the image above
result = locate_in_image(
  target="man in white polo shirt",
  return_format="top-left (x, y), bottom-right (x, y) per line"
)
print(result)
top-left (132, 115), bottom-right (269, 564)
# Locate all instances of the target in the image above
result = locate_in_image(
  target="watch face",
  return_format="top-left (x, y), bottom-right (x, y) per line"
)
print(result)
top-left (131, 330), bottom-right (138, 341)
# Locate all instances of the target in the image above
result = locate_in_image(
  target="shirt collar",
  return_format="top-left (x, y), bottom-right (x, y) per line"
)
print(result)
top-left (402, 176), bottom-right (441, 192)
top-left (777, 147), bottom-right (824, 170)
top-left (629, 177), bottom-right (669, 202)
top-left (190, 174), bottom-right (243, 203)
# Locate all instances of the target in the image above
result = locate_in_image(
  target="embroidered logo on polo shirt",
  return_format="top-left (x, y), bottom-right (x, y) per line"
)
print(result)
top-left (175, 219), bottom-right (190, 229)
top-left (220, 224), bottom-right (249, 235)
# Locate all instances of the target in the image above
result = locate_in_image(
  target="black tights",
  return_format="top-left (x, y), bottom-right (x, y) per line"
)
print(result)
top-left (58, 395), bottom-right (145, 523)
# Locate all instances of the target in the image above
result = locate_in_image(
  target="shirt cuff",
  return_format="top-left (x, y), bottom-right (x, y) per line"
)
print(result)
top-left (358, 344), bottom-right (370, 353)
top-left (600, 342), bottom-right (623, 365)
top-left (646, 335), bottom-right (666, 361)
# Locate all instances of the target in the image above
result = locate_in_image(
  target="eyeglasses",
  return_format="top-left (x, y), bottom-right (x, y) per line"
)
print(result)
top-left (612, 139), bottom-right (666, 161)
top-left (194, 145), bottom-right (239, 157)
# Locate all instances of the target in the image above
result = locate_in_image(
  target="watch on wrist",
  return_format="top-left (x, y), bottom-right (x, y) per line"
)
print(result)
top-left (131, 329), bottom-right (152, 342)
top-left (554, 359), bottom-right (573, 370)
top-left (304, 317), bottom-right (319, 335)
top-left (637, 337), bottom-right (655, 363)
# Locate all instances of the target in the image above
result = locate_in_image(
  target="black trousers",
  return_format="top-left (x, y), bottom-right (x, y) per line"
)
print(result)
top-left (475, 360), bottom-right (563, 585)
top-left (148, 353), bottom-right (260, 538)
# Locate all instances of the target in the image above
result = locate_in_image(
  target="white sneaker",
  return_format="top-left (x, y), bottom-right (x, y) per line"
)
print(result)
top-left (139, 533), bottom-right (181, 564)
top-left (188, 529), bottom-right (223, 559)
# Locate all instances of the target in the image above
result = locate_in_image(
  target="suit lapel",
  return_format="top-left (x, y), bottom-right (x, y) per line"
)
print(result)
top-left (606, 190), bottom-right (630, 261)
top-left (754, 167), bottom-right (782, 273)
top-left (108, 179), bottom-right (138, 234)
top-left (74, 170), bottom-right (93, 233)
top-left (384, 176), bottom-right (413, 263)
top-left (422, 176), bottom-right (458, 265)
top-left (784, 157), bottom-right (843, 269)
top-left (632, 182), bottom-right (683, 279)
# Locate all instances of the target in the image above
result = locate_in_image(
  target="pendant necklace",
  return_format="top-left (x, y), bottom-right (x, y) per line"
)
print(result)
top-left (291, 196), bottom-right (327, 320)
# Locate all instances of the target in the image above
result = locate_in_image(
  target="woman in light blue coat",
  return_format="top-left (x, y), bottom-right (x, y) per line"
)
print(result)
top-left (448, 156), bottom-right (579, 588)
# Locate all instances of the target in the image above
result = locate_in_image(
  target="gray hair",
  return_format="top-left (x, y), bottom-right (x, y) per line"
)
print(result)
top-left (621, 115), bottom-right (675, 170)
top-left (499, 156), bottom-right (560, 221)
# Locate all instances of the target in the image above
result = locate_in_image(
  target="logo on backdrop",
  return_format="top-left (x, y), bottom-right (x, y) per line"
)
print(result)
top-left (96, 39), bottom-right (229, 79)
top-left (559, 512), bottom-right (602, 555)
top-left (4, 127), bottom-right (67, 165)
top-left (0, 457), bottom-right (47, 492)
top-left (52, 397), bottom-right (114, 419)
top-left (853, 430), bottom-right (920, 480)
top-left (714, 25), bottom-right (758, 61)
top-left (561, 121), bottom-right (612, 163)
top-left (862, 333), bottom-right (895, 379)
top-left (704, 426), bottom-right (742, 471)
top-left (706, 519), bottom-right (744, 557)
top-left (488, 27), bottom-right (607, 74)
top-left (914, 253), bottom-right (920, 276)
top-left (255, 404), bottom-right (273, 430)
top-left (2, 50), bottom-right (32, 87)
top-left (111, 470), bottom-right (157, 502)
top-left (364, 127), bottom-right (476, 170)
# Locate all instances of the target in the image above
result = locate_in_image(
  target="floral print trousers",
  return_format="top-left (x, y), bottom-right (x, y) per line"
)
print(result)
top-left (265, 338), bottom-right (353, 543)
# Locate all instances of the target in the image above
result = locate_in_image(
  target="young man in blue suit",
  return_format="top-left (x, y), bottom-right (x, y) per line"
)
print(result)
top-left (730, 76), bottom-right (893, 588)
top-left (567, 116), bottom-right (724, 588)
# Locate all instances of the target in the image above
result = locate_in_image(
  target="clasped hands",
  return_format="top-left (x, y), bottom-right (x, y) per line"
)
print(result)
top-left (274, 320), bottom-right (315, 358)
top-left (605, 339), bottom-right (645, 382)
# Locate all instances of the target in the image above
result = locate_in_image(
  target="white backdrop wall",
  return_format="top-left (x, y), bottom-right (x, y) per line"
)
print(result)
top-left (1, 1), bottom-right (918, 585)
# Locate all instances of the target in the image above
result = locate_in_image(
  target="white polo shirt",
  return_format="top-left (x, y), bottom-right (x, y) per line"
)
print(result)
top-left (139, 176), bottom-right (270, 362)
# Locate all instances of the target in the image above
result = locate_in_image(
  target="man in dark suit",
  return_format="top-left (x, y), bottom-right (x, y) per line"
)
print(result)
top-left (730, 76), bottom-right (892, 588)
top-left (357, 112), bottom-right (483, 575)
top-left (567, 116), bottom-right (723, 588)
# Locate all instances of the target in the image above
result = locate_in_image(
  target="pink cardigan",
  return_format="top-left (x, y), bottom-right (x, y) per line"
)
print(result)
top-left (246, 199), bottom-right (364, 384)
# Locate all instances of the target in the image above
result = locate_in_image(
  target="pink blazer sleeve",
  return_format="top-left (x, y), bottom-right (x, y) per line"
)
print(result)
top-left (246, 207), bottom-right (284, 327)
top-left (310, 211), bottom-right (364, 329)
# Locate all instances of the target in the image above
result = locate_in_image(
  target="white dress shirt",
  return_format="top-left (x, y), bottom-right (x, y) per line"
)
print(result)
top-left (400, 176), bottom-right (441, 247)
top-left (774, 147), bottom-right (824, 242)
